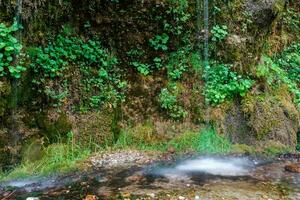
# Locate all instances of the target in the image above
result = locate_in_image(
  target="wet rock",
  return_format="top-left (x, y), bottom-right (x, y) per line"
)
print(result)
top-left (84, 195), bottom-right (98, 200)
top-left (226, 34), bottom-right (248, 45)
top-left (147, 193), bottom-right (155, 198)
top-left (167, 146), bottom-right (176, 154)
top-left (245, 0), bottom-right (285, 27)
top-left (126, 173), bottom-right (144, 183)
top-left (217, 93), bottom-right (300, 148)
top-left (284, 163), bottom-right (300, 173)
top-left (26, 198), bottom-right (40, 200)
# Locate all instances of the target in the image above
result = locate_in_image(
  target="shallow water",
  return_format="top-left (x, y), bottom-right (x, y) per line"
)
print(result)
top-left (1, 155), bottom-right (300, 199)
top-left (159, 156), bottom-right (255, 176)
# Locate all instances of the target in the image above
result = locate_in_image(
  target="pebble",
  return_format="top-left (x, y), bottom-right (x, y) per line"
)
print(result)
top-left (90, 150), bottom-right (155, 168)
top-left (26, 198), bottom-right (40, 200)
top-left (195, 195), bottom-right (200, 200)
top-left (84, 195), bottom-right (98, 200)
top-left (178, 196), bottom-right (186, 200)
top-left (147, 193), bottom-right (155, 198)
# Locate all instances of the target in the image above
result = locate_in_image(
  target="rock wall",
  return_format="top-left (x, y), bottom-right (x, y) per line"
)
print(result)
top-left (0, 0), bottom-right (299, 168)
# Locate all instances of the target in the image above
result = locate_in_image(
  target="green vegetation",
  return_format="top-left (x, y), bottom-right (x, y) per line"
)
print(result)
top-left (131, 62), bottom-right (151, 76)
top-left (29, 33), bottom-right (126, 109)
top-left (1, 132), bottom-right (91, 181)
top-left (149, 33), bottom-right (169, 51)
top-left (256, 44), bottom-right (300, 105)
top-left (204, 63), bottom-right (254, 105)
top-left (159, 83), bottom-right (188, 120)
top-left (115, 127), bottom-right (231, 154)
top-left (297, 132), bottom-right (300, 151)
top-left (211, 25), bottom-right (228, 42)
top-left (169, 128), bottom-right (232, 154)
top-left (0, 0), bottom-right (300, 184)
top-left (167, 47), bottom-right (190, 80)
top-left (277, 43), bottom-right (300, 84)
top-left (0, 21), bottom-right (25, 78)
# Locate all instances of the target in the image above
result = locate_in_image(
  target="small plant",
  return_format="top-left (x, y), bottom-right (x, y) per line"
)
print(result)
top-left (211, 25), bottom-right (228, 42)
top-left (149, 33), bottom-right (169, 51)
top-left (168, 128), bottom-right (231, 154)
top-left (153, 57), bottom-right (163, 69)
top-left (159, 83), bottom-right (188, 120)
top-left (167, 47), bottom-right (190, 80)
top-left (1, 132), bottom-right (91, 181)
top-left (131, 61), bottom-right (150, 76)
top-left (0, 21), bottom-right (26, 78)
top-left (257, 54), bottom-right (300, 105)
top-left (282, 8), bottom-right (300, 33)
top-left (164, 0), bottom-right (191, 35)
top-left (204, 63), bottom-right (254, 105)
top-left (276, 43), bottom-right (300, 83)
top-left (30, 33), bottom-right (125, 109)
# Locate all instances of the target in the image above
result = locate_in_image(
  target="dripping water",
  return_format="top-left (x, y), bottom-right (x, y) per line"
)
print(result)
top-left (10, 0), bottom-right (23, 149)
top-left (203, 0), bottom-right (210, 126)
top-left (196, 0), bottom-right (211, 126)
top-left (203, 0), bottom-right (209, 71)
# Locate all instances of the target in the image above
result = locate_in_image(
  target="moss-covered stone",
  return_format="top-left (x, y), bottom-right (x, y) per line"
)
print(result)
top-left (0, 81), bottom-right (11, 117)
top-left (0, 130), bottom-right (11, 171)
top-left (36, 112), bottom-right (72, 143)
top-left (71, 108), bottom-right (116, 147)
top-left (231, 144), bottom-right (256, 154)
top-left (21, 138), bottom-right (43, 163)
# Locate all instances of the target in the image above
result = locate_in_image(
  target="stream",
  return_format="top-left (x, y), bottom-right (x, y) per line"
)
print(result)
top-left (1, 154), bottom-right (300, 200)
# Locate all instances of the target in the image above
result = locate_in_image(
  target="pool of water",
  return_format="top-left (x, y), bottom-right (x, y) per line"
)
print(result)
top-left (1, 155), bottom-right (300, 199)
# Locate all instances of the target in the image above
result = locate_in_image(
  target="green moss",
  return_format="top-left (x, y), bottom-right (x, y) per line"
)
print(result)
top-left (261, 140), bottom-right (293, 156)
top-left (74, 108), bottom-right (115, 148)
top-left (242, 93), bottom-right (281, 140)
top-left (37, 113), bottom-right (72, 143)
top-left (0, 81), bottom-right (11, 117)
top-left (272, 0), bottom-right (286, 13)
top-left (21, 138), bottom-right (43, 163)
top-left (231, 144), bottom-right (255, 154)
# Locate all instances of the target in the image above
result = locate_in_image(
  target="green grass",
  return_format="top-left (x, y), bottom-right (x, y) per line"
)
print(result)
top-left (115, 128), bottom-right (232, 154)
top-left (1, 140), bottom-right (91, 182)
top-left (168, 128), bottom-right (232, 154)
top-left (114, 130), bottom-right (167, 151)
top-left (1, 128), bottom-right (232, 182)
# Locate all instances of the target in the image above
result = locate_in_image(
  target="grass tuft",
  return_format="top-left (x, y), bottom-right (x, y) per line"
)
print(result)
top-left (1, 133), bottom-right (91, 182)
top-left (168, 128), bottom-right (232, 154)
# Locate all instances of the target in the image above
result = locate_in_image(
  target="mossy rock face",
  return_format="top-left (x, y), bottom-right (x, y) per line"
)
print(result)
top-left (21, 138), bottom-right (43, 163)
top-left (71, 108), bottom-right (116, 146)
top-left (36, 112), bottom-right (72, 143)
top-left (215, 89), bottom-right (299, 148)
top-left (0, 129), bottom-right (12, 171)
top-left (243, 89), bottom-right (299, 147)
top-left (0, 81), bottom-right (11, 117)
top-left (217, 101), bottom-right (255, 145)
top-left (245, 0), bottom-right (284, 26)
top-left (259, 140), bottom-right (293, 156)
top-left (231, 144), bottom-right (256, 154)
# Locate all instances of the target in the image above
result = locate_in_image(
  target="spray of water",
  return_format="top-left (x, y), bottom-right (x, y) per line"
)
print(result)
top-left (175, 157), bottom-right (252, 176)
top-left (154, 157), bottom-right (255, 179)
